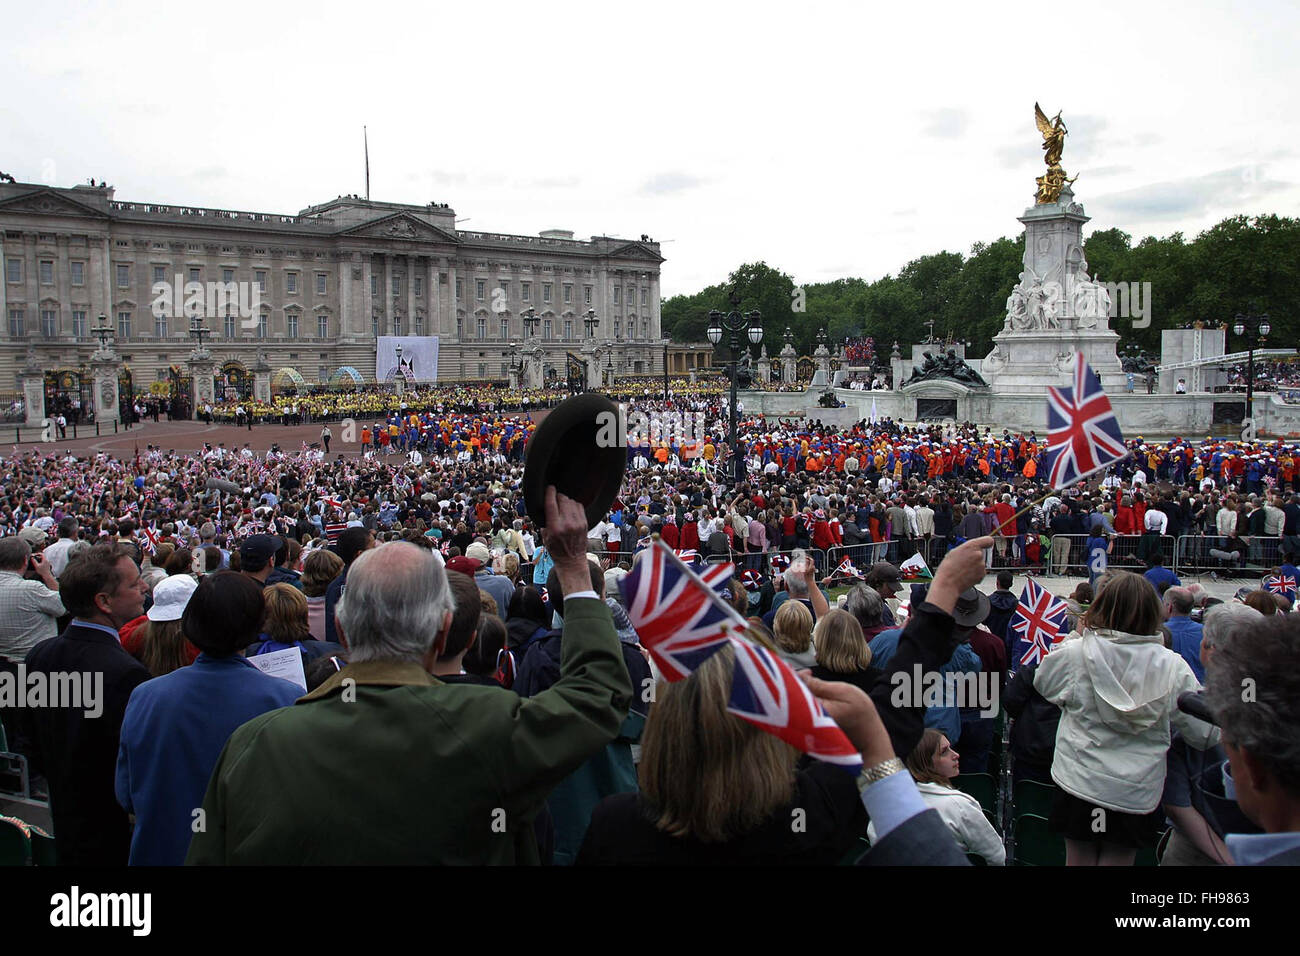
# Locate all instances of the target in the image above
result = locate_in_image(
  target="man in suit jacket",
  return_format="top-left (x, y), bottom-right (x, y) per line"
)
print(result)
top-left (22, 542), bottom-right (150, 866)
top-left (187, 487), bottom-right (633, 864)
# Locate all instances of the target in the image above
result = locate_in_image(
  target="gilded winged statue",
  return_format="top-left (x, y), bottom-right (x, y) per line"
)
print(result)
top-left (1033, 103), bottom-right (1076, 203)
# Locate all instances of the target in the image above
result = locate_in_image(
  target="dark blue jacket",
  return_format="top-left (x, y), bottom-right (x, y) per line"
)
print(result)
top-left (115, 654), bottom-right (301, 865)
top-left (324, 566), bottom-right (349, 644)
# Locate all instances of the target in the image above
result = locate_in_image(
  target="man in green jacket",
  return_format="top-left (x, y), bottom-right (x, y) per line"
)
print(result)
top-left (186, 486), bottom-right (633, 864)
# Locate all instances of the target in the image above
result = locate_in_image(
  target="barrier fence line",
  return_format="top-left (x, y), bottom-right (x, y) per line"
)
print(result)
top-left (1174, 534), bottom-right (1291, 578)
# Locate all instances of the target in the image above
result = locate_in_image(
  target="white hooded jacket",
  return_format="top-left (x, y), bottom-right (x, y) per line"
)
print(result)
top-left (1033, 627), bottom-right (1218, 815)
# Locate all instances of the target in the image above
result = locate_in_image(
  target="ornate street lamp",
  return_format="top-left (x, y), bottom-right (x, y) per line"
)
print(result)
top-left (583, 308), bottom-right (599, 338)
top-left (707, 291), bottom-right (762, 487)
top-left (1232, 311), bottom-right (1271, 423)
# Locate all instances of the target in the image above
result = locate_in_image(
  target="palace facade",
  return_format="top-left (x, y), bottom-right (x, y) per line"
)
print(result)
top-left (0, 178), bottom-right (666, 399)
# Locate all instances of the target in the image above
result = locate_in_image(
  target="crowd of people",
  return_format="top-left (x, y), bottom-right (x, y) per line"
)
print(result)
top-left (0, 388), bottom-right (1298, 867)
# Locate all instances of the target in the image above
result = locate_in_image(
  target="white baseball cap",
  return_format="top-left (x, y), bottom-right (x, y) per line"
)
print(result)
top-left (147, 574), bottom-right (198, 622)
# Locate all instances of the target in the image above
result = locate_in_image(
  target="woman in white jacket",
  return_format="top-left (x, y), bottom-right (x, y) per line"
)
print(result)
top-left (867, 728), bottom-right (1006, 865)
top-left (1033, 570), bottom-right (1219, 866)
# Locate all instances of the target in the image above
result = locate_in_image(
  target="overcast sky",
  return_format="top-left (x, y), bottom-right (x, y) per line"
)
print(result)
top-left (3, 0), bottom-right (1297, 297)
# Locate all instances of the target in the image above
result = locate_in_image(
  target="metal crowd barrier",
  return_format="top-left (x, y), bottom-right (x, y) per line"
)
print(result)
top-left (1173, 535), bottom-right (1289, 578)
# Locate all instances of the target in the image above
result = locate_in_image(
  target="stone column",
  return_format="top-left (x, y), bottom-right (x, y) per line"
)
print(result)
top-left (90, 349), bottom-right (121, 426)
top-left (18, 351), bottom-right (45, 428)
top-left (383, 254), bottom-right (393, 337)
top-left (405, 255), bottom-right (416, 333)
top-left (252, 350), bottom-right (272, 404)
top-left (188, 351), bottom-right (215, 419)
top-left (360, 254), bottom-right (373, 338)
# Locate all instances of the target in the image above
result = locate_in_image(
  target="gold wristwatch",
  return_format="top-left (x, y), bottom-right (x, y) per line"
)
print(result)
top-left (858, 757), bottom-right (905, 791)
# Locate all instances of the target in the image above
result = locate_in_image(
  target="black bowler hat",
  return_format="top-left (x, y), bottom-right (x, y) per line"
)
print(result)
top-left (524, 393), bottom-right (627, 529)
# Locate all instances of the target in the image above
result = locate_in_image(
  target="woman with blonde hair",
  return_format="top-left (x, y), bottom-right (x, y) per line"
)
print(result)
top-left (247, 583), bottom-right (341, 664)
top-left (1033, 570), bottom-right (1219, 866)
top-left (576, 642), bottom-right (866, 864)
top-left (866, 728), bottom-right (1005, 865)
top-left (772, 599), bottom-right (816, 669)
top-left (810, 608), bottom-right (880, 695)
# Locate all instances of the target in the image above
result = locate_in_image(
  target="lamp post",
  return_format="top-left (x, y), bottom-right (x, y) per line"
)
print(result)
top-left (707, 292), bottom-right (762, 487)
top-left (521, 307), bottom-right (540, 338)
top-left (1232, 311), bottom-right (1271, 425)
top-left (92, 314), bottom-right (114, 352)
top-left (662, 339), bottom-right (670, 402)
top-left (394, 343), bottom-right (405, 396)
top-left (582, 308), bottom-right (599, 338)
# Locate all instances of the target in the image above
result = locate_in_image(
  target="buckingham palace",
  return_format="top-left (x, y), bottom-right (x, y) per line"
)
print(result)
top-left (0, 177), bottom-right (667, 400)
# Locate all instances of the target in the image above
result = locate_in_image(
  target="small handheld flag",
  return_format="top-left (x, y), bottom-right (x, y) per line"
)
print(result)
top-left (1010, 577), bottom-right (1071, 669)
top-left (899, 552), bottom-right (932, 580)
top-left (833, 556), bottom-right (865, 580)
top-left (1263, 574), bottom-right (1296, 600)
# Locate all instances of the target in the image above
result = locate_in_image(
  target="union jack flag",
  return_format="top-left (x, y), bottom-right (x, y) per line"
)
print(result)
top-left (1264, 573), bottom-right (1296, 598)
top-left (727, 637), bottom-right (862, 771)
top-left (137, 524), bottom-right (161, 555)
top-left (833, 556), bottom-right (864, 579)
top-left (325, 522), bottom-right (347, 543)
top-left (673, 548), bottom-right (700, 567)
top-left (1044, 353), bottom-right (1127, 489)
top-left (620, 541), bottom-right (742, 681)
top-left (321, 495), bottom-right (344, 510)
top-left (1010, 577), bottom-right (1071, 669)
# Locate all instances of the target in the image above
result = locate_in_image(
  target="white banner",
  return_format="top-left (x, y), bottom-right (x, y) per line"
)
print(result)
top-left (376, 336), bottom-right (439, 383)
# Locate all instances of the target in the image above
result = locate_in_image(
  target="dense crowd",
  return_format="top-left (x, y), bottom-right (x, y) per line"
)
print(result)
top-left (1, 395), bottom-right (1298, 867)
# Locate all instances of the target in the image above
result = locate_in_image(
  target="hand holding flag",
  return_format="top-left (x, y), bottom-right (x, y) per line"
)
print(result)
top-left (621, 540), bottom-right (860, 771)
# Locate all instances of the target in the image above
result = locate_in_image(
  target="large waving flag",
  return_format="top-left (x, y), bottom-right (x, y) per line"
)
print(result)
top-left (1010, 577), bottom-right (1071, 669)
top-left (622, 541), bottom-right (859, 770)
top-left (1044, 353), bottom-right (1127, 489)
top-left (728, 637), bottom-right (862, 771)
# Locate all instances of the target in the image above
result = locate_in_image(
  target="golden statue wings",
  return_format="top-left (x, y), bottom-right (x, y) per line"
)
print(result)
top-left (1033, 103), bottom-right (1075, 203)
top-left (1034, 102), bottom-right (1067, 165)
